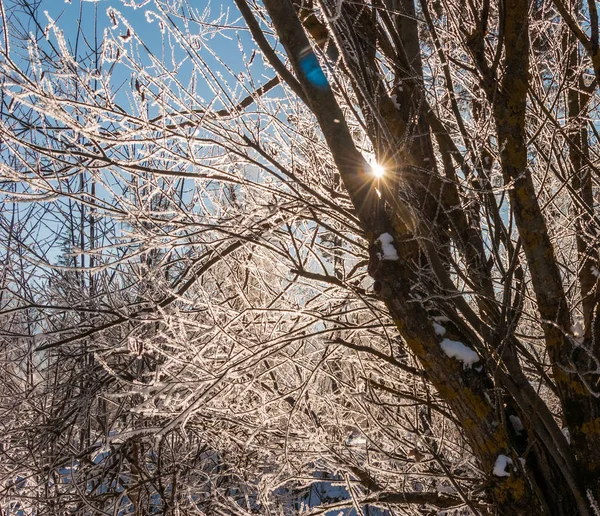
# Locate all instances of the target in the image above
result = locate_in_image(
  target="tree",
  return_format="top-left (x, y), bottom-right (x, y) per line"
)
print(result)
top-left (2, 0), bottom-right (600, 513)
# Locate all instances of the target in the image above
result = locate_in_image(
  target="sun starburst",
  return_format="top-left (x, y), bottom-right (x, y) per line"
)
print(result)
top-left (371, 163), bottom-right (385, 178)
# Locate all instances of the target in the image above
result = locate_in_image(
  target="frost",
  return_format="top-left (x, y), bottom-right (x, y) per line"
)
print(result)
top-left (375, 233), bottom-right (399, 261)
top-left (346, 432), bottom-right (366, 447)
top-left (433, 322), bottom-right (446, 336)
top-left (120, 0), bottom-right (151, 8)
top-left (190, 35), bottom-right (202, 49)
top-left (102, 36), bottom-right (121, 63)
top-left (43, 12), bottom-right (55, 39)
top-left (493, 454), bottom-right (512, 477)
top-left (509, 415), bottom-right (524, 433)
top-left (144, 11), bottom-right (166, 34)
top-left (587, 489), bottom-right (600, 516)
top-left (436, 482), bottom-right (457, 495)
top-left (107, 7), bottom-right (119, 28)
top-left (439, 338), bottom-right (479, 368)
top-left (571, 320), bottom-right (585, 344)
top-left (119, 28), bottom-right (133, 43)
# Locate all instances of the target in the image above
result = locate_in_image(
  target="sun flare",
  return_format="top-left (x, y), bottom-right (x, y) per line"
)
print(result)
top-left (371, 163), bottom-right (385, 178)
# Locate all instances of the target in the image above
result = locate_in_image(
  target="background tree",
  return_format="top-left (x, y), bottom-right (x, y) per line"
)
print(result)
top-left (3, 0), bottom-right (600, 514)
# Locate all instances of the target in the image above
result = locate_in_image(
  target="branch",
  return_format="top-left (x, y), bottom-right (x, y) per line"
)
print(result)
top-left (261, 0), bottom-right (385, 235)
top-left (36, 240), bottom-right (244, 351)
top-left (233, 0), bottom-right (308, 104)
top-left (330, 337), bottom-right (427, 379)
top-left (303, 490), bottom-right (482, 514)
top-left (150, 76), bottom-right (282, 129)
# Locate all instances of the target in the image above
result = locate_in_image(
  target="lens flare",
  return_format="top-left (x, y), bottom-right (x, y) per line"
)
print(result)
top-left (371, 163), bottom-right (385, 178)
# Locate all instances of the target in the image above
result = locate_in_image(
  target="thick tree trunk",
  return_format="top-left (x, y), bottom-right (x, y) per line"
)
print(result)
top-left (256, 0), bottom-right (543, 512)
top-left (238, 0), bottom-right (600, 512)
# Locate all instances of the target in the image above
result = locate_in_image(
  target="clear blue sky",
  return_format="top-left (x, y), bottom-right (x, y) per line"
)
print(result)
top-left (4, 0), bottom-right (277, 267)
top-left (22, 0), bottom-right (272, 110)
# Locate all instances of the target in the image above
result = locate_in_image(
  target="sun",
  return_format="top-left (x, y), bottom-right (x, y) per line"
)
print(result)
top-left (371, 163), bottom-right (385, 178)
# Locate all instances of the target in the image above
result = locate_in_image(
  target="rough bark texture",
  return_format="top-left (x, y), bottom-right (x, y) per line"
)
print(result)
top-left (248, 0), bottom-right (600, 512)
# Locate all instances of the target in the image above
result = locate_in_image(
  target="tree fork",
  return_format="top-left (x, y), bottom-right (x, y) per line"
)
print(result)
top-left (494, 0), bottom-right (600, 505)
top-left (255, 0), bottom-right (540, 510)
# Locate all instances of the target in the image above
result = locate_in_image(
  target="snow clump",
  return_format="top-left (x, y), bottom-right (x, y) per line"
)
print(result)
top-left (433, 322), bottom-right (446, 336)
top-left (375, 233), bottom-right (399, 261)
top-left (509, 415), bottom-right (524, 434)
top-left (439, 338), bottom-right (479, 368)
top-left (493, 454), bottom-right (513, 477)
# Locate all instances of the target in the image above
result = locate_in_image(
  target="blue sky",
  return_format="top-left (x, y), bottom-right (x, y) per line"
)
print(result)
top-left (2, 0), bottom-right (285, 268)
top-left (39, 0), bottom-right (240, 54)
top-left (21, 0), bottom-right (271, 108)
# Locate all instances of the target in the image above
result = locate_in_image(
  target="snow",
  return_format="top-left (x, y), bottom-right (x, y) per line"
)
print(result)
top-left (586, 489), bottom-right (600, 516)
top-left (375, 233), bottom-right (399, 261)
top-left (346, 435), bottom-right (366, 447)
top-left (433, 322), bottom-right (446, 336)
top-left (562, 427), bottom-right (571, 444)
top-left (436, 482), bottom-right (457, 495)
top-left (120, 0), bottom-right (151, 8)
top-left (439, 338), bottom-right (479, 368)
top-left (346, 429), bottom-right (366, 447)
top-left (493, 454), bottom-right (513, 477)
top-left (509, 415), bottom-right (524, 433)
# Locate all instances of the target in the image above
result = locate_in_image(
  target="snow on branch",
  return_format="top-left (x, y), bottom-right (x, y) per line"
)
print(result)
top-left (375, 232), bottom-right (399, 261)
top-left (439, 338), bottom-right (479, 368)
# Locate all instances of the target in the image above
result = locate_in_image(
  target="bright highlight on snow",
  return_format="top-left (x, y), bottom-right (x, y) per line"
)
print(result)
top-left (439, 338), bottom-right (479, 368)
top-left (493, 455), bottom-right (513, 477)
top-left (375, 233), bottom-right (399, 260)
top-left (371, 163), bottom-right (385, 178)
top-left (433, 323), bottom-right (446, 336)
